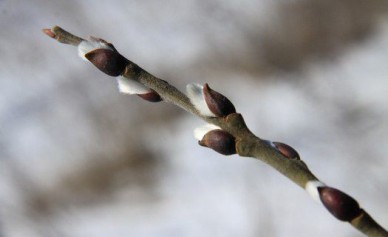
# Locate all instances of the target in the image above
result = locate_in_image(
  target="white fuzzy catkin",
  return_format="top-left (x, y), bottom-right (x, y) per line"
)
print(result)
top-left (305, 180), bottom-right (326, 203)
top-left (186, 83), bottom-right (216, 117)
top-left (193, 124), bottom-right (221, 140)
top-left (77, 39), bottom-right (113, 61)
top-left (117, 76), bottom-right (152, 95)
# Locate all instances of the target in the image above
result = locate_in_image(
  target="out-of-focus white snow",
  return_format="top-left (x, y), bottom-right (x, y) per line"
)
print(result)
top-left (0, 1), bottom-right (387, 237)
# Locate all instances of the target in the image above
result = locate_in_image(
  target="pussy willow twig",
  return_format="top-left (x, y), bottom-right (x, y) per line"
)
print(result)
top-left (43, 26), bottom-right (387, 237)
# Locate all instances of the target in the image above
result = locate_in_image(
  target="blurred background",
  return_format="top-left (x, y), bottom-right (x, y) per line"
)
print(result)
top-left (1, 0), bottom-right (388, 236)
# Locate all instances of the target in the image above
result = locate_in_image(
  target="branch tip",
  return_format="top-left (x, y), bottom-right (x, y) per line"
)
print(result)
top-left (42, 28), bottom-right (56, 38)
top-left (43, 25), bottom-right (83, 46)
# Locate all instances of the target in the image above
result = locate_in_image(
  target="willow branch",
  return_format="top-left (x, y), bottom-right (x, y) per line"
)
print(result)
top-left (42, 26), bottom-right (388, 237)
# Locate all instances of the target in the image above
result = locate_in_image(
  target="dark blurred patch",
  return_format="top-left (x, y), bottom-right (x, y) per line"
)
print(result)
top-left (26, 145), bottom-right (161, 217)
top-left (60, 148), bottom-right (160, 203)
top-left (200, 0), bottom-right (388, 75)
top-left (259, 0), bottom-right (388, 71)
top-left (0, 220), bottom-right (3, 237)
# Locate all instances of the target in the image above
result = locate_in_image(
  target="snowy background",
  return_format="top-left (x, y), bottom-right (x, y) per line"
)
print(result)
top-left (1, 0), bottom-right (388, 236)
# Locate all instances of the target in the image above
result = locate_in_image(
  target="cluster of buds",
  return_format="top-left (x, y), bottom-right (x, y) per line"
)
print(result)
top-left (305, 181), bottom-right (362, 222)
top-left (77, 36), bottom-right (161, 102)
top-left (187, 83), bottom-right (237, 155)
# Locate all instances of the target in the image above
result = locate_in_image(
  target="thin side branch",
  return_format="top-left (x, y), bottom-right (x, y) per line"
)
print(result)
top-left (43, 26), bottom-right (388, 237)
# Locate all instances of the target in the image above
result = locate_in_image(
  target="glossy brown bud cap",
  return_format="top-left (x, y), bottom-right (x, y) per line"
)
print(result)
top-left (273, 142), bottom-right (300, 160)
top-left (203, 83), bottom-right (236, 117)
top-left (318, 186), bottom-right (361, 221)
top-left (199, 129), bottom-right (236, 155)
top-left (85, 49), bottom-right (128, 77)
top-left (137, 90), bottom-right (163, 102)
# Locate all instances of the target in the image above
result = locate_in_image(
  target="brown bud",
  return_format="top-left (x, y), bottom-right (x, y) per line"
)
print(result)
top-left (85, 49), bottom-right (128, 77)
top-left (273, 142), bottom-right (300, 160)
top-left (137, 90), bottom-right (162, 102)
top-left (199, 129), bottom-right (236, 155)
top-left (318, 186), bottom-right (361, 221)
top-left (203, 83), bottom-right (236, 117)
